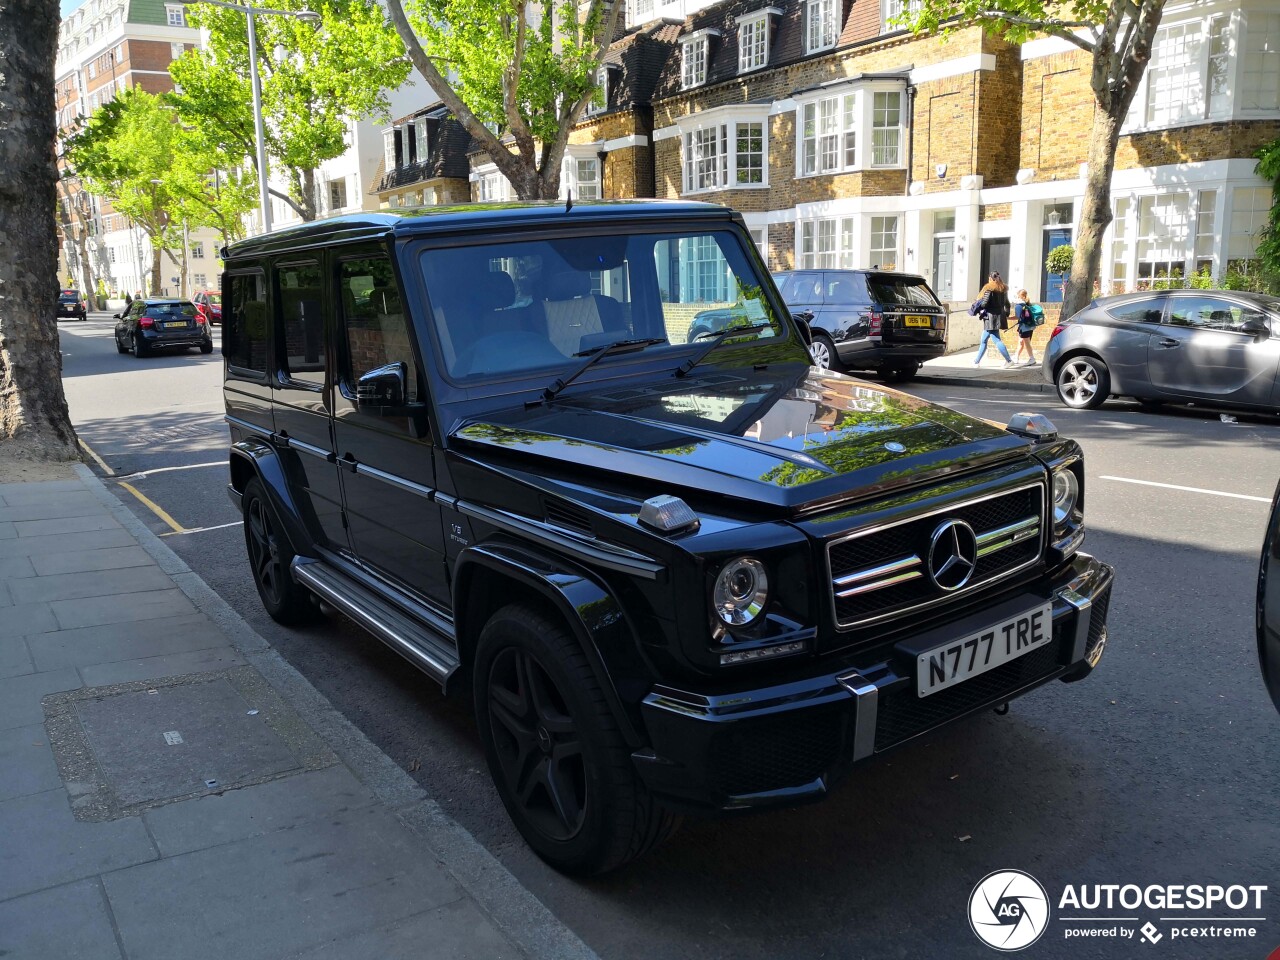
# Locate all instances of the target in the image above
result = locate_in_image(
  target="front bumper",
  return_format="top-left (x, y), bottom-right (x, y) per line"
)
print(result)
top-left (633, 552), bottom-right (1113, 813)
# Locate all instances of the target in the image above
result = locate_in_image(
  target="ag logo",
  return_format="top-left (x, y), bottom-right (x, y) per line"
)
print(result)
top-left (969, 870), bottom-right (1050, 951)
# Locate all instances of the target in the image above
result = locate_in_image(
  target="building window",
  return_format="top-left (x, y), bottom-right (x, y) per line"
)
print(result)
top-left (1242, 13), bottom-right (1280, 111)
top-left (191, 241), bottom-right (204, 258)
top-left (476, 170), bottom-right (511, 202)
top-left (165, 4), bottom-right (185, 26)
top-left (108, 247), bottom-right (116, 264)
top-left (684, 126), bottom-right (725, 191)
top-left (1193, 190), bottom-right (1216, 272)
top-left (414, 123), bottom-right (428, 162)
top-left (405, 123), bottom-right (417, 164)
top-left (194, 273), bottom-right (206, 287)
top-left (631, 0), bottom-right (653, 22)
top-left (883, 0), bottom-right (922, 31)
top-left (682, 36), bottom-right (708, 89)
top-left (739, 14), bottom-right (769, 72)
top-left (748, 225), bottom-right (767, 259)
top-left (171, 42), bottom-right (184, 59)
top-left (1110, 198), bottom-right (1130, 292)
top-left (735, 123), bottom-right (763, 184)
top-left (806, 0), bottom-right (837, 53)
top-left (869, 216), bottom-right (899, 270)
top-left (87, 61), bottom-right (96, 79)
top-left (329, 178), bottom-right (347, 210)
top-left (1136, 192), bottom-right (1191, 284)
top-left (800, 93), bottom-right (856, 174)
top-left (871, 91), bottom-right (903, 166)
top-left (587, 68), bottom-right (609, 115)
top-left (798, 218), bottom-right (853, 268)
top-left (680, 235), bottom-right (732, 302)
top-left (383, 131), bottom-right (395, 172)
top-left (576, 158), bottom-right (600, 199)
top-left (1206, 17), bottom-right (1231, 117)
top-left (1228, 186), bottom-right (1271, 260)
top-left (1145, 23), bottom-right (1203, 127)
top-left (681, 120), bottom-right (768, 192)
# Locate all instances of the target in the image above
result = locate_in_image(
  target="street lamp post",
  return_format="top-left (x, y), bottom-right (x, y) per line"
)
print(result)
top-left (180, 0), bottom-right (319, 235)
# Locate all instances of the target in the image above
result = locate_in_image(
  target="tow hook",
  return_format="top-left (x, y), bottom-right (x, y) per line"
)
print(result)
top-left (993, 702), bottom-right (1010, 716)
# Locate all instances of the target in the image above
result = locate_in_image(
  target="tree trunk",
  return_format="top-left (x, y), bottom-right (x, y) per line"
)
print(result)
top-left (75, 230), bottom-right (97, 306)
top-left (150, 242), bottom-right (163, 296)
top-left (1062, 108), bottom-right (1123, 319)
top-left (0, 0), bottom-right (80, 461)
top-left (300, 168), bottom-right (317, 221)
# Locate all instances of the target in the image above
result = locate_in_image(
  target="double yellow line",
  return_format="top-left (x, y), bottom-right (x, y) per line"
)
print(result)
top-left (78, 438), bottom-right (186, 535)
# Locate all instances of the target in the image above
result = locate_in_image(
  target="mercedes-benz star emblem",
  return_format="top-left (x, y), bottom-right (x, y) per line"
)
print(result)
top-left (884, 441), bottom-right (906, 453)
top-left (928, 519), bottom-right (978, 591)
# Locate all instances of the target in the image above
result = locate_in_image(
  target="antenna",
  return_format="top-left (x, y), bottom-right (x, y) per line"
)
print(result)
top-left (566, 189), bottom-right (573, 213)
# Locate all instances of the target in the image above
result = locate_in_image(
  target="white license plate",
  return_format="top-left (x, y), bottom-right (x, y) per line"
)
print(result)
top-left (163, 322), bottom-right (187, 329)
top-left (917, 603), bottom-right (1053, 698)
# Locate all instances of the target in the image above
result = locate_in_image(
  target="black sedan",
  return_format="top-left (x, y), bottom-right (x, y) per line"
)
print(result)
top-left (1043, 289), bottom-right (1280, 411)
top-left (114, 298), bottom-right (213, 358)
top-left (57, 289), bottom-right (87, 320)
top-left (1262, 477), bottom-right (1280, 715)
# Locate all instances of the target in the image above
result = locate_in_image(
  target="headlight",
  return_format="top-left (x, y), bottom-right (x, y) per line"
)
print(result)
top-left (713, 557), bottom-right (769, 627)
top-left (1052, 468), bottom-right (1080, 529)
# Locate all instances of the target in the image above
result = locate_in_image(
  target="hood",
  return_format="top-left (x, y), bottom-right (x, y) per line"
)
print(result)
top-left (452, 367), bottom-right (1031, 513)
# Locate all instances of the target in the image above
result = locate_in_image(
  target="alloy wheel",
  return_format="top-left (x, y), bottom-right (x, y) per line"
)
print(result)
top-left (810, 339), bottom-right (832, 370)
top-left (245, 497), bottom-right (285, 607)
top-left (1058, 359), bottom-right (1099, 407)
top-left (486, 647), bottom-right (586, 842)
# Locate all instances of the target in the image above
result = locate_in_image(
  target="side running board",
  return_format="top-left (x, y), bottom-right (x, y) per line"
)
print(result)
top-left (290, 557), bottom-right (459, 689)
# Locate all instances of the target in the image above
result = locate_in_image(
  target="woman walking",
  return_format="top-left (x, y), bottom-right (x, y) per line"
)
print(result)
top-left (1013, 289), bottom-right (1039, 365)
top-left (972, 272), bottom-right (1013, 367)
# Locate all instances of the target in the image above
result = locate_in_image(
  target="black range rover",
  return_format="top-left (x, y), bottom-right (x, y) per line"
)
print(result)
top-left (221, 202), bottom-right (1114, 875)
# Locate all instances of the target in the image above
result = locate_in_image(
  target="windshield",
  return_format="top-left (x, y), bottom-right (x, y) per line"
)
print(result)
top-left (418, 229), bottom-right (783, 381)
top-left (866, 275), bottom-right (940, 307)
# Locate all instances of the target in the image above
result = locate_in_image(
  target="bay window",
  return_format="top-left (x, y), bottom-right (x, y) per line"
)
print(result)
top-left (1228, 187), bottom-right (1271, 260)
top-left (871, 91), bottom-right (903, 166)
top-left (1242, 13), bottom-right (1280, 111)
top-left (1136, 192), bottom-right (1191, 283)
top-left (681, 118), bottom-right (768, 192)
top-left (798, 86), bottom-right (904, 175)
top-left (1145, 23), bottom-right (1203, 127)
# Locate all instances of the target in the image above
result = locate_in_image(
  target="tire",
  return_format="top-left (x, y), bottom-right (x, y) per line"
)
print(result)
top-left (115, 334), bottom-right (128, 354)
top-left (133, 333), bottom-right (150, 359)
top-left (1055, 354), bottom-right (1110, 410)
top-left (200, 340), bottom-right (214, 355)
top-left (474, 604), bottom-right (679, 875)
top-left (241, 478), bottom-right (318, 625)
top-left (809, 333), bottom-right (841, 372)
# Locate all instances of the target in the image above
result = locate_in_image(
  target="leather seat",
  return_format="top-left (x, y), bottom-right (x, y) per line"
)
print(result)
top-left (541, 272), bottom-right (624, 355)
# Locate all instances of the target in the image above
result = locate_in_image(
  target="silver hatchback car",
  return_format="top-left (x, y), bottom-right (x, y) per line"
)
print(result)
top-left (1043, 290), bottom-right (1280, 411)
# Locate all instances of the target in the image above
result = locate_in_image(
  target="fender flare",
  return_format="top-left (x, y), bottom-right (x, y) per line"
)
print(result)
top-left (454, 541), bottom-right (647, 750)
top-left (229, 439), bottom-right (316, 560)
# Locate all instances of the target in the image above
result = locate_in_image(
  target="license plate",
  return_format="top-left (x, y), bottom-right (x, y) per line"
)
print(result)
top-left (917, 603), bottom-right (1053, 697)
top-left (903, 315), bottom-right (932, 327)
top-left (163, 322), bottom-right (188, 329)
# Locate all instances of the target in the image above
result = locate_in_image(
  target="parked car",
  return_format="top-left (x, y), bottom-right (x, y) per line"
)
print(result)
top-left (57, 289), bottom-right (87, 321)
top-left (193, 290), bottom-right (222, 325)
top-left (769, 269), bottom-right (948, 381)
top-left (221, 203), bottom-right (1113, 875)
top-left (1261, 477), bottom-right (1280, 714)
top-left (1044, 290), bottom-right (1280, 411)
top-left (114, 298), bottom-right (213, 357)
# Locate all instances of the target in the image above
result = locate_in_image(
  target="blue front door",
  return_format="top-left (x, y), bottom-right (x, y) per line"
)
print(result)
top-left (1042, 228), bottom-right (1071, 303)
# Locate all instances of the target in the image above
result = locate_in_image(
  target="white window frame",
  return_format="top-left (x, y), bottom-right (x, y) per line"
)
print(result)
top-left (674, 108), bottom-right (770, 194)
top-left (796, 82), bottom-right (906, 176)
top-left (170, 41), bottom-right (184, 60)
top-left (870, 90), bottom-right (903, 167)
top-left (1135, 191), bottom-right (1193, 284)
top-left (1144, 21), bottom-right (1204, 128)
top-left (805, 0), bottom-right (837, 53)
top-left (165, 4), bottom-right (185, 26)
top-left (1228, 185), bottom-right (1271, 261)
top-left (328, 177), bottom-right (348, 211)
top-left (869, 215), bottom-right (899, 270)
top-left (414, 122), bottom-right (428, 163)
top-left (1242, 10), bottom-right (1280, 113)
top-left (473, 165), bottom-right (513, 203)
top-left (383, 130), bottom-right (395, 173)
top-left (190, 241), bottom-right (205, 258)
top-left (194, 273), bottom-right (207, 288)
top-left (738, 9), bottom-right (779, 73)
top-left (882, 0), bottom-right (921, 31)
top-left (681, 32), bottom-right (717, 89)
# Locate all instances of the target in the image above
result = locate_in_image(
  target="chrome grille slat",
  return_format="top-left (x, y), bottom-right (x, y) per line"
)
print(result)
top-left (827, 481), bottom-right (1045, 630)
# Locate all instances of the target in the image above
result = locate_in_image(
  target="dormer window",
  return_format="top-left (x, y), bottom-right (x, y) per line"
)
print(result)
top-left (681, 30), bottom-right (719, 89)
top-left (805, 0), bottom-right (837, 53)
top-left (383, 130), bottom-right (396, 171)
top-left (405, 123), bottom-right (417, 164)
top-left (587, 67), bottom-right (611, 116)
top-left (414, 122), bottom-right (428, 163)
top-left (738, 7), bottom-right (780, 74)
top-left (165, 4), bottom-right (185, 26)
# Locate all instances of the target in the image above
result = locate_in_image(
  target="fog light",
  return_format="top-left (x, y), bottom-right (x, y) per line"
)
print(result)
top-left (720, 640), bottom-right (806, 665)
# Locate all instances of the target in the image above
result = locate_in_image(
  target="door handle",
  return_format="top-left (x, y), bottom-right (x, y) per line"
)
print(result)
top-left (336, 454), bottom-right (358, 473)
top-left (1157, 338), bottom-right (1179, 348)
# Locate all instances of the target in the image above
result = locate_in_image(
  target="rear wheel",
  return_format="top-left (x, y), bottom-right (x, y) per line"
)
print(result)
top-left (200, 340), bottom-right (214, 355)
top-left (475, 604), bottom-right (679, 875)
top-left (241, 478), bottom-right (318, 625)
top-left (809, 333), bottom-right (841, 372)
top-left (133, 334), bottom-right (149, 359)
top-left (115, 333), bottom-right (128, 354)
top-left (1056, 355), bottom-right (1110, 409)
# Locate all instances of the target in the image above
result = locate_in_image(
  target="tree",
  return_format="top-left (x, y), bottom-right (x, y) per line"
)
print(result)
top-left (0, 0), bottom-right (80, 461)
top-left (170, 0), bottom-right (410, 222)
top-left (1251, 137), bottom-right (1280, 294)
top-left (384, 0), bottom-right (624, 200)
top-left (900, 0), bottom-right (1165, 317)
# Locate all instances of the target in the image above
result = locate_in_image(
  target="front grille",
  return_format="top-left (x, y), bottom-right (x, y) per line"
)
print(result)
top-left (828, 483), bottom-right (1043, 628)
top-left (709, 709), bottom-right (844, 797)
top-left (875, 641), bottom-right (1061, 751)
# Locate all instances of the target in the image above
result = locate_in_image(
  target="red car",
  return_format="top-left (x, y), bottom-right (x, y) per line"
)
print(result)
top-left (193, 290), bottom-right (222, 325)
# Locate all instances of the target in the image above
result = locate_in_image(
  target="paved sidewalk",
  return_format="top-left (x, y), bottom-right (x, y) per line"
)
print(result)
top-left (0, 464), bottom-right (597, 960)
top-left (916, 347), bottom-right (1052, 393)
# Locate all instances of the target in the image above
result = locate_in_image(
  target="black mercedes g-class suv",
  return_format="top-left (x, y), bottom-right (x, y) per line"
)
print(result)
top-left (221, 201), bottom-right (1114, 875)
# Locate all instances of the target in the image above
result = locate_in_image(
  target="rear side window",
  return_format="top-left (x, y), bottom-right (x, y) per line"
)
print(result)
top-left (824, 274), bottom-right (862, 305)
top-left (778, 273), bottom-right (823, 305)
top-left (338, 256), bottom-right (418, 402)
top-left (866, 276), bottom-right (939, 307)
top-left (1107, 297), bottom-right (1164, 324)
top-left (276, 261), bottom-right (324, 385)
top-left (225, 273), bottom-right (269, 374)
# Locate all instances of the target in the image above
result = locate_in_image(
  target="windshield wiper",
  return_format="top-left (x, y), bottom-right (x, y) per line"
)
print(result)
top-left (675, 322), bottom-right (771, 379)
top-left (540, 337), bottom-right (668, 403)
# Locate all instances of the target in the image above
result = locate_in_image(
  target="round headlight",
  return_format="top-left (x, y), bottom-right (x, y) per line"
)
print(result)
top-left (1052, 468), bottom-right (1079, 527)
top-left (713, 557), bottom-right (769, 627)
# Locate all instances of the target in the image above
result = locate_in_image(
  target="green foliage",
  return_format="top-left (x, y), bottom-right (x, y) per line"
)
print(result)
top-left (1045, 244), bottom-right (1074, 276)
top-left (1255, 137), bottom-right (1280, 286)
top-left (1222, 259), bottom-right (1280, 295)
top-left (170, 0), bottom-right (410, 217)
top-left (1188, 266), bottom-right (1214, 290)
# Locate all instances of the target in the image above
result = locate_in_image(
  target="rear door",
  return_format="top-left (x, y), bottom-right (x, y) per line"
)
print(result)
top-left (866, 273), bottom-right (945, 346)
top-left (330, 246), bottom-right (450, 608)
top-left (1149, 295), bottom-right (1280, 404)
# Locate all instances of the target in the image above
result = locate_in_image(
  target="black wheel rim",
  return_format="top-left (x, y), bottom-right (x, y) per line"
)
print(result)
top-left (245, 497), bottom-right (285, 606)
top-left (487, 647), bottom-right (586, 841)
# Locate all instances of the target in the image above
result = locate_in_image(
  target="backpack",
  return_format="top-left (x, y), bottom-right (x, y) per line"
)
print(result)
top-left (1029, 303), bottom-right (1045, 325)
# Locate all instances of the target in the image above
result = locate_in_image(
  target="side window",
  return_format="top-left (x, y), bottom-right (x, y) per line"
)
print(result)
top-left (225, 272), bottom-right (269, 374)
top-left (1166, 296), bottom-right (1250, 331)
top-left (825, 274), bottom-right (859, 304)
top-left (783, 273), bottom-right (823, 305)
top-left (276, 260), bottom-right (324, 385)
top-left (338, 255), bottom-right (418, 402)
top-left (1108, 297), bottom-right (1165, 324)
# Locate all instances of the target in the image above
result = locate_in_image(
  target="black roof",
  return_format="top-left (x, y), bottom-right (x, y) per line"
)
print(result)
top-left (224, 200), bottom-right (739, 259)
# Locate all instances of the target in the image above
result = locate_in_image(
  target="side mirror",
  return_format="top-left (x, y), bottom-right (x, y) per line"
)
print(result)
top-left (112, 313), bottom-right (121, 320)
top-left (792, 312), bottom-right (813, 346)
top-left (1240, 317), bottom-right (1270, 340)
top-left (356, 362), bottom-right (406, 409)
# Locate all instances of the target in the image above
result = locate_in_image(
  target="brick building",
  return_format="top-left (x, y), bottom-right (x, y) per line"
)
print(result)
top-left (54, 0), bottom-right (219, 299)
top-left (427, 0), bottom-right (1276, 307)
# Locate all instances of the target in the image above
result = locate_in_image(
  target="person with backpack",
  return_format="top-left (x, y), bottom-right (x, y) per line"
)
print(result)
top-left (971, 272), bottom-right (1013, 367)
top-left (1013, 289), bottom-right (1044, 365)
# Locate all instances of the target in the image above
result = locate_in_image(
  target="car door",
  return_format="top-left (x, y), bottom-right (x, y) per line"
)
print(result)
top-left (1149, 294), bottom-right (1280, 404)
top-left (269, 257), bottom-right (348, 552)
top-left (821, 271), bottom-right (871, 345)
top-left (330, 246), bottom-right (450, 608)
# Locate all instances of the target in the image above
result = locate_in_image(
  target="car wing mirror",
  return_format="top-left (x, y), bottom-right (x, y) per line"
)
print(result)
top-left (1240, 318), bottom-right (1270, 340)
top-left (112, 313), bottom-right (121, 320)
top-left (356, 361), bottom-right (407, 410)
